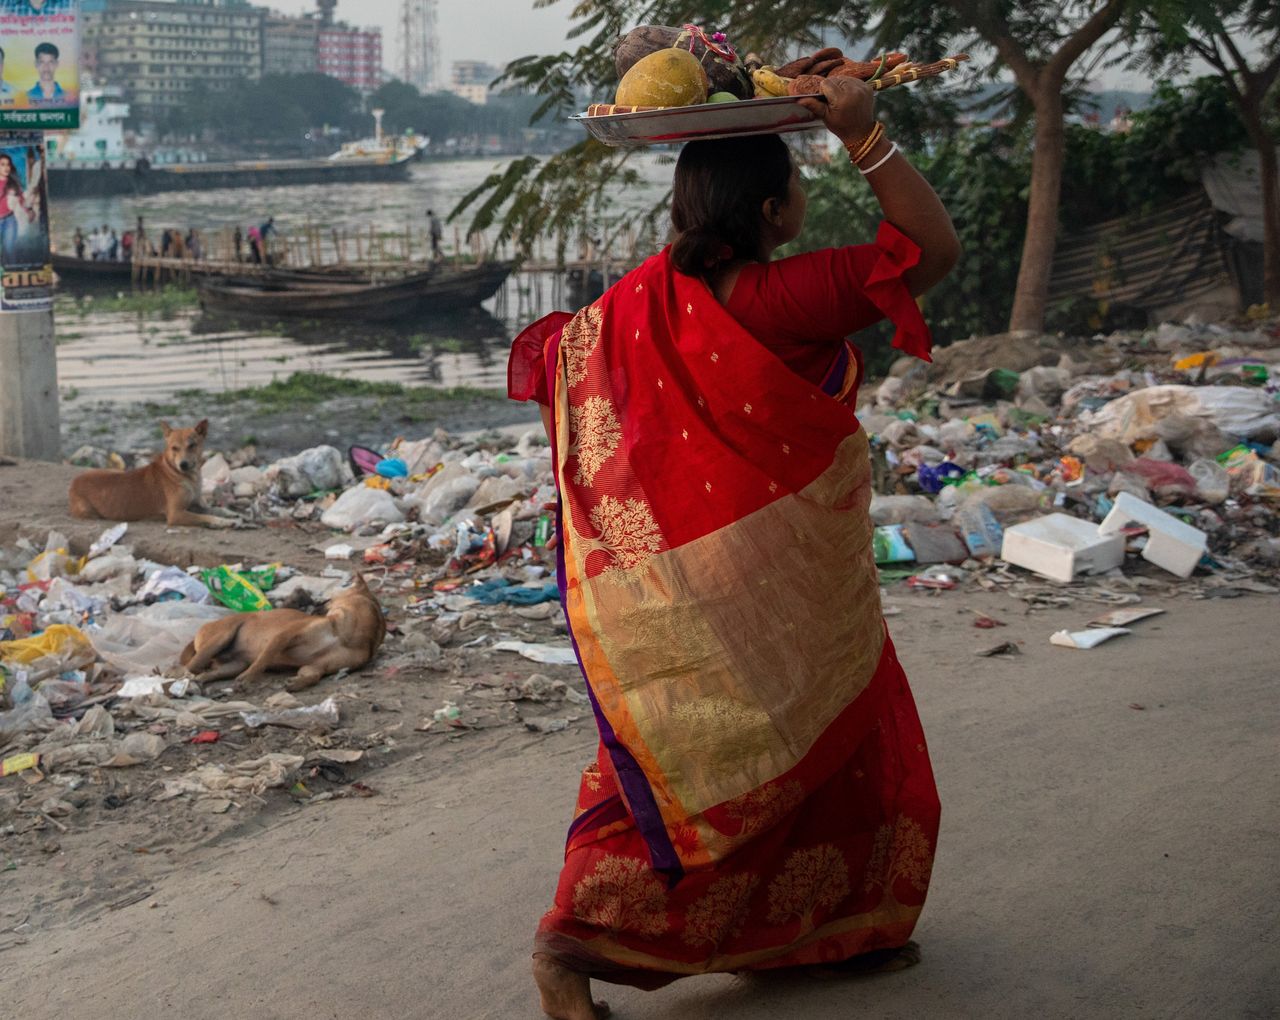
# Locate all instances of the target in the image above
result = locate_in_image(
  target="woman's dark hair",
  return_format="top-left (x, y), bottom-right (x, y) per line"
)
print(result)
top-left (0, 154), bottom-right (20, 196)
top-left (670, 134), bottom-right (793, 277)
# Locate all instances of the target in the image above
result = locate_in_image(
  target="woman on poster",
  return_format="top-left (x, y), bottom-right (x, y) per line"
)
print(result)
top-left (0, 149), bottom-right (45, 265)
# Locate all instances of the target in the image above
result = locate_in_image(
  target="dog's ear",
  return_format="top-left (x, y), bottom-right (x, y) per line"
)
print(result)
top-left (194, 419), bottom-right (209, 437)
top-left (160, 420), bottom-right (172, 436)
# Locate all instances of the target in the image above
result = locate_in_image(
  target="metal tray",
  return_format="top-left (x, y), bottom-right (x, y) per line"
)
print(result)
top-left (572, 96), bottom-right (824, 147)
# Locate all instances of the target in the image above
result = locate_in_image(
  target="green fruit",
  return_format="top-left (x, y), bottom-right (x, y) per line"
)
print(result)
top-left (615, 48), bottom-right (709, 108)
top-left (708, 91), bottom-right (739, 103)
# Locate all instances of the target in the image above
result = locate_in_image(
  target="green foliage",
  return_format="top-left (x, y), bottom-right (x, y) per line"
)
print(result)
top-left (367, 81), bottom-right (549, 139)
top-left (1061, 76), bottom-right (1248, 223)
top-left (191, 371), bottom-right (498, 412)
top-left (163, 74), bottom-right (366, 141)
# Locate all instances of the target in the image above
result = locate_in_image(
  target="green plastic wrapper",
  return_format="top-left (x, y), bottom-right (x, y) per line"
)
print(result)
top-left (200, 564), bottom-right (279, 613)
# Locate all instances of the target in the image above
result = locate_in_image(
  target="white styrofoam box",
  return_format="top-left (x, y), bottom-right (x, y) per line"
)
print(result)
top-left (1000, 513), bottom-right (1126, 583)
top-left (1097, 491), bottom-right (1207, 578)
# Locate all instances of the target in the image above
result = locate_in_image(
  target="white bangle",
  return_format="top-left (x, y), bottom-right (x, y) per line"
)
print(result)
top-left (859, 141), bottom-right (898, 176)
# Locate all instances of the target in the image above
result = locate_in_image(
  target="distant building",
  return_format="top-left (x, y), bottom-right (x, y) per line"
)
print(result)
top-left (317, 25), bottom-right (381, 93)
top-left (263, 13), bottom-right (318, 77)
top-left (81, 0), bottom-right (264, 125)
top-left (448, 60), bottom-right (500, 105)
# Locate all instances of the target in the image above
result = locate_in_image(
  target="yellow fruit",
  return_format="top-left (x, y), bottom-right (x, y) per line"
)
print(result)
top-left (751, 68), bottom-right (792, 97)
top-left (615, 48), bottom-right (709, 108)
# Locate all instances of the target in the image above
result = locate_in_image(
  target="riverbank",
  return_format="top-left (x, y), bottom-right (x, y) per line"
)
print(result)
top-left (60, 372), bottom-right (534, 463)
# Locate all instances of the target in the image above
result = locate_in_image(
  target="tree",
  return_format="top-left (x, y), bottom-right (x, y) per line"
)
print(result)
top-left (870, 0), bottom-right (1136, 332)
top-left (1133, 0), bottom-right (1280, 305)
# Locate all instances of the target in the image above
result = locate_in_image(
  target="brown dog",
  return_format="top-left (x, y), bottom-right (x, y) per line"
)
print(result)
top-left (69, 419), bottom-right (236, 529)
top-left (178, 573), bottom-right (386, 691)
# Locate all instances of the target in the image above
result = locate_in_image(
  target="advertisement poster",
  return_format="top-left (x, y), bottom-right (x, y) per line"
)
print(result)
top-left (0, 0), bottom-right (79, 130)
top-left (0, 131), bottom-right (51, 311)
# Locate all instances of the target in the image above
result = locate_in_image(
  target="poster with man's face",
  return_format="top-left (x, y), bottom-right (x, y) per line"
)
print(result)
top-left (0, 0), bottom-right (79, 130)
top-left (0, 131), bottom-right (52, 312)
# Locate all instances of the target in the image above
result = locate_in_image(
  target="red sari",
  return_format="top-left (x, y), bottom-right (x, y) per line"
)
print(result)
top-left (509, 223), bottom-right (940, 988)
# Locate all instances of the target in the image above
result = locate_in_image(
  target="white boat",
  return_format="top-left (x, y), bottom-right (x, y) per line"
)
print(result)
top-left (327, 108), bottom-right (427, 163)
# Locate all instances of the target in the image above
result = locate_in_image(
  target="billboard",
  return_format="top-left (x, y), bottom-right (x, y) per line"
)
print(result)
top-left (0, 131), bottom-right (52, 311)
top-left (0, 0), bottom-right (79, 130)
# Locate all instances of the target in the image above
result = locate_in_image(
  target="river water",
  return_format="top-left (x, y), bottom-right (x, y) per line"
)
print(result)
top-left (51, 156), bottom-right (675, 403)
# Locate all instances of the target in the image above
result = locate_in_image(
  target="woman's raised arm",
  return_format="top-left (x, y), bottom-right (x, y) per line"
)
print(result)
top-left (798, 78), bottom-right (961, 296)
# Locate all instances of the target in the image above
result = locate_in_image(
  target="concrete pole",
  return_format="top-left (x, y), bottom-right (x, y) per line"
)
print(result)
top-left (0, 308), bottom-right (60, 460)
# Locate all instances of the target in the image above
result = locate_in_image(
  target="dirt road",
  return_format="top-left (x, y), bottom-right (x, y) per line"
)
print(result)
top-left (4, 583), bottom-right (1276, 1019)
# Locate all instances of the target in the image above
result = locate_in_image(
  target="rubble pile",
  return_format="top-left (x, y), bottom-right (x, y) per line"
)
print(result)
top-left (858, 319), bottom-right (1280, 597)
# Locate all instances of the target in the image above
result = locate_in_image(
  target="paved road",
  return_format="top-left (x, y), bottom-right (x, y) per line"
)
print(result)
top-left (5, 595), bottom-right (1278, 1019)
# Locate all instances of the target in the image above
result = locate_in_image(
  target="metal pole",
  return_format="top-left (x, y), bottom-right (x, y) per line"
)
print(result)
top-left (0, 128), bottom-right (59, 461)
top-left (0, 310), bottom-right (59, 460)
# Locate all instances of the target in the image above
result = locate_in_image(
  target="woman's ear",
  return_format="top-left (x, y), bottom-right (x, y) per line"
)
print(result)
top-left (762, 197), bottom-right (783, 226)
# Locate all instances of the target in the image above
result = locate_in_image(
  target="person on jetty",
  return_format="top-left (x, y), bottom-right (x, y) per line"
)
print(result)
top-left (73, 226), bottom-right (85, 259)
top-left (508, 76), bottom-right (959, 1019)
top-left (428, 208), bottom-right (444, 260)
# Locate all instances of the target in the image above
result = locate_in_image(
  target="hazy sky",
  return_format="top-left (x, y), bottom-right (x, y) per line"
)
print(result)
top-left (269, 0), bottom-right (1165, 92)
top-left (267, 0), bottom-right (577, 79)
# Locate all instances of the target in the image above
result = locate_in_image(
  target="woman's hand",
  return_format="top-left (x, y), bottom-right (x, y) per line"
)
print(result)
top-left (796, 78), bottom-right (877, 147)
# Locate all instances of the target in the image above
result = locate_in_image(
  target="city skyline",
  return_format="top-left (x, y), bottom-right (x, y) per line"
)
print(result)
top-left (264, 0), bottom-right (575, 85)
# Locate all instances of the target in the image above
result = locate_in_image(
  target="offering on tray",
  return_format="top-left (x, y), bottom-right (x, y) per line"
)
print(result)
top-left (580, 25), bottom-right (969, 147)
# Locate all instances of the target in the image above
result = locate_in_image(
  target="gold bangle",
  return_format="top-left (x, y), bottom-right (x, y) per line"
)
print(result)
top-left (845, 122), bottom-right (884, 166)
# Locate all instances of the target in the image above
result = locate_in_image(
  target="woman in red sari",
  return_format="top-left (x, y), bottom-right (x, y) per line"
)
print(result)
top-left (509, 78), bottom-right (960, 1019)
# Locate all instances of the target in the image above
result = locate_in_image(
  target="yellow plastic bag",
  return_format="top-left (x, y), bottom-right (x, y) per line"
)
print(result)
top-left (0, 624), bottom-right (97, 679)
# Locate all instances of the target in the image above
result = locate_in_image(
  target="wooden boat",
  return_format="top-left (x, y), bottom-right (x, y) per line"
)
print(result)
top-left (195, 261), bottom-right (514, 320)
top-left (51, 253), bottom-right (136, 284)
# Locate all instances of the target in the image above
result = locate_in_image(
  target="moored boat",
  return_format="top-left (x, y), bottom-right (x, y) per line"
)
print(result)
top-left (196, 261), bottom-right (514, 320)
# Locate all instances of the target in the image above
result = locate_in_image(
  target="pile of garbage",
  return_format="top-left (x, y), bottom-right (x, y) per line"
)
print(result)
top-left (858, 319), bottom-right (1280, 595)
top-left (5, 316), bottom-right (1277, 839)
top-left (1, 427), bottom-right (584, 842)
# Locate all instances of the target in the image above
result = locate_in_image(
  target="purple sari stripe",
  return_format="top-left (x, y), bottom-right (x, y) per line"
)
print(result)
top-left (819, 342), bottom-right (851, 398)
top-left (546, 329), bottom-right (685, 886)
top-left (565, 794), bottom-right (629, 843)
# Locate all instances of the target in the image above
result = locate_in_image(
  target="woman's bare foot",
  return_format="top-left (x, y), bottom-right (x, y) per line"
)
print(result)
top-left (533, 954), bottom-right (611, 1019)
top-left (804, 940), bottom-right (922, 980)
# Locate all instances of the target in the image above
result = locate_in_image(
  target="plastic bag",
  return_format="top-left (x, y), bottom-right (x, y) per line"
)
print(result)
top-left (1187, 459), bottom-right (1230, 504)
top-left (241, 696), bottom-right (340, 733)
top-left (1086, 385), bottom-right (1280, 444)
top-left (0, 624), bottom-right (97, 683)
top-left (137, 566), bottom-right (211, 604)
top-left (91, 601), bottom-right (230, 675)
top-left (87, 523), bottom-right (129, 559)
top-left (267, 445), bottom-right (353, 498)
top-left (0, 689), bottom-right (53, 747)
top-left (869, 495), bottom-right (940, 526)
top-left (320, 486), bottom-right (405, 531)
top-left (1119, 458), bottom-right (1197, 498)
top-left (407, 463), bottom-right (482, 525)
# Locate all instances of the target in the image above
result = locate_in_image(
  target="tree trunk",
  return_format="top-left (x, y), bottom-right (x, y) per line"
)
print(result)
top-left (1008, 87), bottom-right (1065, 334)
top-left (1241, 106), bottom-right (1280, 307)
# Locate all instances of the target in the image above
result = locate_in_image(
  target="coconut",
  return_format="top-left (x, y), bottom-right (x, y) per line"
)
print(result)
top-left (615, 48), bottom-right (710, 108)
top-left (614, 25), bottom-right (751, 98)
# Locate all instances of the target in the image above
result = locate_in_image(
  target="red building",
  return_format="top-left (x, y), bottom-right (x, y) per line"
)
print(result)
top-left (317, 26), bottom-right (382, 93)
